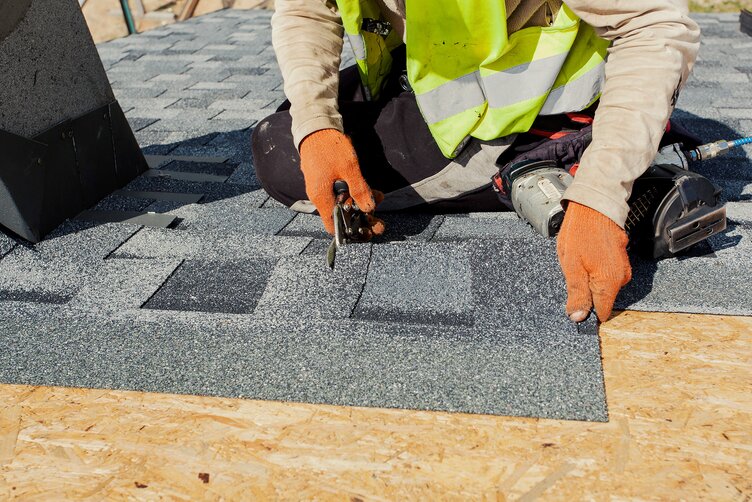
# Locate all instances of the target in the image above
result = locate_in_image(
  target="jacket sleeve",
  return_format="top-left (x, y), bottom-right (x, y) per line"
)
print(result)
top-left (271, 0), bottom-right (345, 149)
top-left (561, 0), bottom-right (701, 227)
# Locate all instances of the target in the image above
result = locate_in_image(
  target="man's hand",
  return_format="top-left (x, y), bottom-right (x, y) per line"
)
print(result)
top-left (557, 201), bottom-right (632, 323)
top-left (299, 129), bottom-right (384, 236)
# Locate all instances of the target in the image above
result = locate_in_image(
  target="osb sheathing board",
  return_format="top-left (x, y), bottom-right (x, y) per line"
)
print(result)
top-left (0, 311), bottom-right (750, 500)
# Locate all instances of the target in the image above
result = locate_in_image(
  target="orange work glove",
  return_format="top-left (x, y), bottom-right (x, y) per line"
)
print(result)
top-left (557, 201), bottom-right (632, 323)
top-left (299, 129), bottom-right (385, 237)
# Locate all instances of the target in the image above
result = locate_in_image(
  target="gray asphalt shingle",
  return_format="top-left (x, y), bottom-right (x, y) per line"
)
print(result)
top-left (0, 312), bottom-right (607, 421)
top-left (111, 227), bottom-right (311, 261)
top-left (353, 242), bottom-right (474, 327)
top-left (143, 259), bottom-right (276, 314)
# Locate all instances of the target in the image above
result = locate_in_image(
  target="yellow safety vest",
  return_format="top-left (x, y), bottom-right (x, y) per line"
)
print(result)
top-left (337, 1), bottom-right (610, 158)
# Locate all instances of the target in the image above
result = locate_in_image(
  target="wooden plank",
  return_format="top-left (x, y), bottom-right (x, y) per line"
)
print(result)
top-left (177, 0), bottom-right (200, 21)
top-left (0, 311), bottom-right (750, 499)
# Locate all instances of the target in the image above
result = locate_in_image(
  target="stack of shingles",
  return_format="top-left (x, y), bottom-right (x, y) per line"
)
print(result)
top-left (742, 10), bottom-right (752, 37)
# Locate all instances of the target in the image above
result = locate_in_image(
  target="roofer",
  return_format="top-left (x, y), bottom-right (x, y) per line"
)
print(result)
top-left (251, 0), bottom-right (700, 323)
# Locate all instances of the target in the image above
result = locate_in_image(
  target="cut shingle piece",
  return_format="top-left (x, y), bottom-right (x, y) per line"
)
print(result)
top-left (254, 244), bottom-right (371, 321)
top-left (143, 259), bottom-right (276, 314)
top-left (353, 242), bottom-right (473, 326)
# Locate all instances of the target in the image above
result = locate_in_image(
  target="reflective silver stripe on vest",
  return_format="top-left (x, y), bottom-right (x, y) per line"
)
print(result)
top-left (539, 61), bottom-right (605, 115)
top-left (414, 53), bottom-right (604, 124)
top-left (415, 52), bottom-right (568, 124)
top-left (347, 33), bottom-right (367, 60)
top-left (483, 52), bottom-right (568, 109)
top-left (415, 71), bottom-right (485, 124)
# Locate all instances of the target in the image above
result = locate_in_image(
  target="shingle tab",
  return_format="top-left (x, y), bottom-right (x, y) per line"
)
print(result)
top-left (0, 232), bottom-right (17, 258)
top-left (616, 225), bottom-right (752, 315)
top-left (143, 259), bottom-right (275, 314)
top-left (0, 313), bottom-right (608, 421)
top-left (353, 242), bottom-right (474, 326)
top-left (254, 245), bottom-right (371, 320)
top-left (69, 258), bottom-right (183, 312)
top-left (0, 222), bottom-right (139, 299)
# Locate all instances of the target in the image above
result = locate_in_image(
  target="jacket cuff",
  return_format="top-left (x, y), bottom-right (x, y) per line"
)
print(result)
top-left (292, 115), bottom-right (344, 151)
top-left (562, 181), bottom-right (630, 229)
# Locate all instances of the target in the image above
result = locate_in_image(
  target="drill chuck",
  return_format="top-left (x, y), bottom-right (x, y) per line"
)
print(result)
top-left (506, 160), bottom-right (572, 238)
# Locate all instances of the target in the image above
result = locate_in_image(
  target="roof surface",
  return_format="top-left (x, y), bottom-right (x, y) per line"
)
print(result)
top-left (0, 11), bottom-right (750, 421)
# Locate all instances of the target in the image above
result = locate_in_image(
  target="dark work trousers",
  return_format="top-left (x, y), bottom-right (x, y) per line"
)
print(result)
top-left (251, 51), bottom-right (507, 213)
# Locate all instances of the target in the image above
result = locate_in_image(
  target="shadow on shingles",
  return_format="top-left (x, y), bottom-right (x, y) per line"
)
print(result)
top-left (0, 128), bottom-right (259, 244)
top-left (374, 213), bottom-right (438, 241)
top-left (618, 221), bottom-right (747, 309)
top-left (2, 111), bottom-right (749, 268)
top-left (671, 110), bottom-right (752, 204)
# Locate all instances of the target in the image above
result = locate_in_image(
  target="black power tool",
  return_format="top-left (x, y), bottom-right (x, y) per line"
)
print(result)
top-left (499, 138), bottom-right (748, 258)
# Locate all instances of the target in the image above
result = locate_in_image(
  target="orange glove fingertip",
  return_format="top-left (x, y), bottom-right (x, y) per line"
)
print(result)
top-left (558, 201), bottom-right (631, 324)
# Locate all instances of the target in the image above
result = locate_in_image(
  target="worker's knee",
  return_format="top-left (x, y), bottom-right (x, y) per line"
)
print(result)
top-left (250, 112), bottom-right (306, 207)
top-left (251, 116), bottom-right (276, 190)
